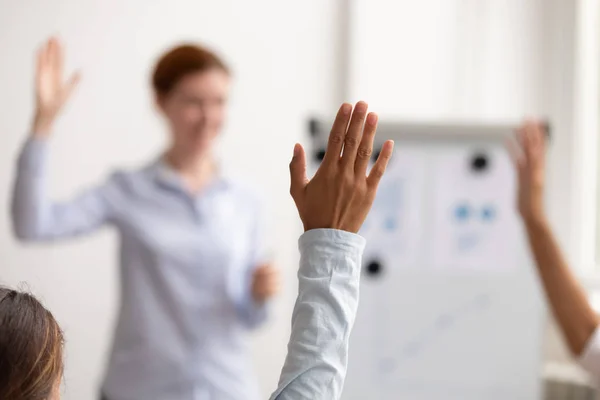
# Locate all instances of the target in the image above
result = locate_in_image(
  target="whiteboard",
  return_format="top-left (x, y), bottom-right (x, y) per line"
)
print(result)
top-left (308, 120), bottom-right (546, 400)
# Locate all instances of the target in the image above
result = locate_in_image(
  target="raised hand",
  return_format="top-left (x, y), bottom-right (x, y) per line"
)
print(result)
top-left (32, 37), bottom-right (80, 136)
top-left (507, 120), bottom-right (547, 223)
top-left (289, 101), bottom-right (394, 233)
top-left (251, 263), bottom-right (281, 303)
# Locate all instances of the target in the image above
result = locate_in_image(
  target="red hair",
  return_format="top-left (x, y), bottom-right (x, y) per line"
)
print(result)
top-left (152, 44), bottom-right (229, 96)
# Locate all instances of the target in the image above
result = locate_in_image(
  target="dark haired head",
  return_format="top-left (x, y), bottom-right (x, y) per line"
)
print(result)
top-left (0, 287), bottom-right (64, 400)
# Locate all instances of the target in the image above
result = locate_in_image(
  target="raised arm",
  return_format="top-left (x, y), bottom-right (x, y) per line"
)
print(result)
top-left (270, 101), bottom-right (394, 399)
top-left (11, 38), bottom-right (115, 242)
top-left (508, 122), bottom-right (600, 373)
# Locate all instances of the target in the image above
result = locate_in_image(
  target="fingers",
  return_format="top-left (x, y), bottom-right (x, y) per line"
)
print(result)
top-left (505, 135), bottom-right (525, 171)
top-left (254, 264), bottom-right (278, 276)
top-left (54, 37), bottom-right (64, 81)
top-left (289, 143), bottom-right (308, 198)
top-left (530, 122), bottom-right (546, 170)
top-left (322, 103), bottom-right (352, 166)
top-left (36, 39), bottom-right (52, 81)
top-left (522, 121), bottom-right (535, 161)
top-left (36, 38), bottom-right (59, 90)
top-left (254, 285), bottom-right (279, 300)
top-left (516, 124), bottom-right (526, 154)
top-left (518, 120), bottom-right (546, 164)
top-left (35, 46), bottom-right (45, 84)
top-left (340, 101), bottom-right (369, 168)
top-left (354, 112), bottom-right (378, 176)
top-left (525, 120), bottom-right (543, 161)
top-left (253, 265), bottom-right (281, 300)
top-left (530, 121), bottom-right (545, 151)
top-left (48, 38), bottom-right (59, 80)
top-left (367, 140), bottom-right (394, 188)
top-left (43, 38), bottom-right (53, 70)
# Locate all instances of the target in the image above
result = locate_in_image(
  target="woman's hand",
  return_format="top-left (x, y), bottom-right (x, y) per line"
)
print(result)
top-left (251, 264), bottom-right (281, 303)
top-left (32, 37), bottom-right (80, 137)
top-left (289, 101), bottom-right (394, 233)
top-left (507, 121), bottom-right (547, 224)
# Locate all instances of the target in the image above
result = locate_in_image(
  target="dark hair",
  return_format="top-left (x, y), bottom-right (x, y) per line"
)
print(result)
top-left (0, 287), bottom-right (64, 400)
top-left (151, 43), bottom-right (230, 96)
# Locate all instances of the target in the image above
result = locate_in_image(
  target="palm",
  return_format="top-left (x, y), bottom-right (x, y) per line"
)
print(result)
top-left (37, 62), bottom-right (61, 110)
top-left (509, 121), bottom-right (546, 219)
top-left (35, 38), bottom-right (79, 122)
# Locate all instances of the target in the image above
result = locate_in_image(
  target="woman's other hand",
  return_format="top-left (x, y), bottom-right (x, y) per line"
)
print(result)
top-left (251, 264), bottom-right (281, 303)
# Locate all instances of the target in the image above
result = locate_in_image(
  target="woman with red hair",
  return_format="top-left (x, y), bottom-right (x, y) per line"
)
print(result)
top-left (11, 37), bottom-right (281, 400)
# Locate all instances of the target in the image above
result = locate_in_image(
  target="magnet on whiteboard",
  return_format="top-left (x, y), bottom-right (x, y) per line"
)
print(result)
top-left (308, 118), bottom-right (320, 137)
top-left (481, 205), bottom-right (496, 222)
top-left (365, 259), bottom-right (383, 277)
top-left (372, 148), bottom-right (381, 163)
top-left (471, 152), bottom-right (489, 173)
top-left (454, 203), bottom-right (470, 222)
top-left (384, 217), bottom-right (397, 231)
top-left (542, 121), bottom-right (551, 139)
top-left (314, 149), bottom-right (326, 162)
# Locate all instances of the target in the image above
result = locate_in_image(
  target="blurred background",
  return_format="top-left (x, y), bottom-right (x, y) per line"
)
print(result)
top-left (0, 0), bottom-right (599, 399)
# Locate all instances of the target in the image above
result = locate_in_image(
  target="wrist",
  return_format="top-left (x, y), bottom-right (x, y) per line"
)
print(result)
top-left (302, 221), bottom-right (360, 234)
top-left (522, 211), bottom-right (550, 232)
top-left (31, 112), bottom-right (54, 137)
top-left (299, 229), bottom-right (366, 251)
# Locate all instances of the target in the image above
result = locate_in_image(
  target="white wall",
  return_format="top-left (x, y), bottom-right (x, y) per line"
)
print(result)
top-left (349, 0), bottom-right (550, 119)
top-left (0, 1), bottom-right (341, 398)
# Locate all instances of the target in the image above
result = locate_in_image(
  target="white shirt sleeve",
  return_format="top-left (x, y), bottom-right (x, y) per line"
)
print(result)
top-left (579, 326), bottom-right (600, 379)
top-left (270, 228), bottom-right (366, 400)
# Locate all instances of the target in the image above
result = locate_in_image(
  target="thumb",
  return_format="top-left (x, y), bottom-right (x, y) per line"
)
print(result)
top-left (61, 71), bottom-right (81, 102)
top-left (289, 143), bottom-right (308, 197)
